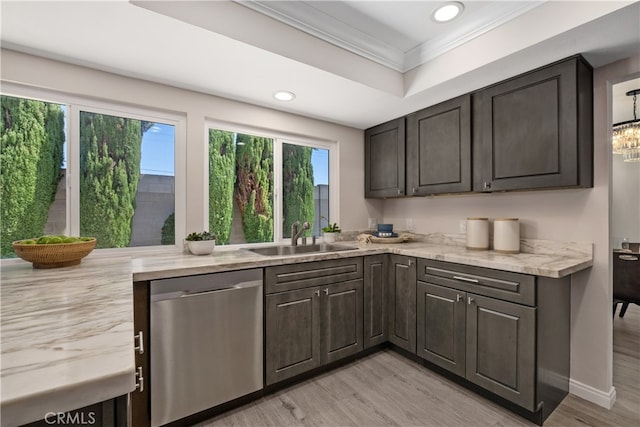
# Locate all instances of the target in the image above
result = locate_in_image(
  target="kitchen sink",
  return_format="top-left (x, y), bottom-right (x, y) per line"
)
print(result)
top-left (245, 243), bottom-right (357, 256)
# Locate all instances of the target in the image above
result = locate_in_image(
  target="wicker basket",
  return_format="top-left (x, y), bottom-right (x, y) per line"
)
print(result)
top-left (12, 238), bottom-right (97, 269)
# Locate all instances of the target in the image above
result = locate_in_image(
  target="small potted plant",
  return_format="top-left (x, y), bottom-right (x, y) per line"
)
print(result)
top-left (322, 222), bottom-right (341, 243)
top-left (185, 231), bottom-right (216, 255)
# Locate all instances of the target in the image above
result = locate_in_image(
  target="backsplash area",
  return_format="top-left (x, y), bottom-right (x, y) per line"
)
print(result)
top-left (339, 230), bottom-right (592, 258)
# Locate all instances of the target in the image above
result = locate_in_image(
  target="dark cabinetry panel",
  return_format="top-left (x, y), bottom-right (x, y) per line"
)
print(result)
top-left (365, 118), bottom-right (405, 198)
top-left (322, 279), bottom-right (364, 363)
top-left (466, 294), bottom-right (536, 410)
top-left (364, 55), bottom-right (593, 198)
top-left (473, 55), bottom-right (593, 191)
top-left (416, 282), bottom-right (466, 377)
top-left (407, 94), bottom-right (471, 195)
top-left (265, 259), bottom-right (364, 385)
top-left (364, 255), bottom-right (387, 348)
top-left (387, 255), bottom-right (416, 353)
top-left (132, 281), bottom-right (150, 427)
top-left (265, 257), bottom-right (363, 293)
top-left (417, 259), bottom-right (570, 423)
top-left (265, 287), bottom-right (321, 385)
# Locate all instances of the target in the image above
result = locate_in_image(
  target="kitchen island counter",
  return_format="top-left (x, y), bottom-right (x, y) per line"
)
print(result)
top-left (0, 256), bottom-right (135, 427)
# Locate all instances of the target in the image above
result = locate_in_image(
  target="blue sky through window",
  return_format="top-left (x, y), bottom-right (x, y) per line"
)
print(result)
top-left (141, 123), bottom-right (175, 176)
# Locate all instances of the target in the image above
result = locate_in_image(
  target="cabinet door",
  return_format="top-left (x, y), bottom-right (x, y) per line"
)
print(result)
top-left (407, 94), bottom-right (471, 195)
top-left (131, 281), bottom-right (150, 427)
top-left (266, 287), bottom-right (321, 385)
top-left (466, 294), bottom-right (536, 410)
top-left (387, 255), bottom-right (417, 353)
top-left (321, 279), bottom-right (364, 364)
top-left (364, 255), bottom-right (387, 348)
top-left (416, 282), bottom-right (466, 377)
top-left (473, 56), bottom-right (593, 192)
top-left (365, 117), bottom-right (406, 198)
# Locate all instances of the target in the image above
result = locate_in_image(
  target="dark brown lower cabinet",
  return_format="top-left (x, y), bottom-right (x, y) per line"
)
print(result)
top-left (363, 255), bottom-right (387, 348)
top-left (322, 280), bottom-right (364, 363)
top-left (416, 259), bottom-right (570, 423)
top-left (265, 261), bottom-right (364, 386)
top-left (416, 282), bottom-right (466, 377)
top-left (266, 287), bottom-right (321, 385)
top-left (417, 282), bottom-right (535, 408)
top-left (387, 255), bottom-right (416, 353)
top-left (131, 281), bottom-right (150, 427)
top-left (466, 293), bottom-right (535, 409)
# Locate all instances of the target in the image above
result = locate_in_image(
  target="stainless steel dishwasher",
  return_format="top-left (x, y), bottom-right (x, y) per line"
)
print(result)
top-left (150, 269), bottom-right (263, 427)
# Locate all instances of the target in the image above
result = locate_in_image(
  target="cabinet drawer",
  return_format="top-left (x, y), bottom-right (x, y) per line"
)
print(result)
top-left (418, 259), bottom-right (535, 306)
top-left (266, 257), bottom-right (363, 294)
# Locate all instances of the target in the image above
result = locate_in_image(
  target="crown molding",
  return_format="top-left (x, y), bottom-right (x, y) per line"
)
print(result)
top-left (237, 0), bottom-right (406, 71)
top-left (238, 1), bottom-right (544, 73)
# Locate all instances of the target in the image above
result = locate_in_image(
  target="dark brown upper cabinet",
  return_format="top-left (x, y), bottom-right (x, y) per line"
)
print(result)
top-left (407, 94), bottom-right (472, 195)
top-left (365, 117), bottom-right (405, 198)
top-left (472, 55), bottom-right (593, 192)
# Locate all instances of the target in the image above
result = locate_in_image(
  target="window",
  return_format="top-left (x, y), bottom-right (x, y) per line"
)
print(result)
top-left (282, 142), bottom-right (330, 238)
top-left (78, 110), bottom-right (176, 248)
top-left (1, 90), bottom-right (180, 257)
top-left (0, 95), bottom-right (66, 257)
top-left (207, 126), bottom-right (335, 245)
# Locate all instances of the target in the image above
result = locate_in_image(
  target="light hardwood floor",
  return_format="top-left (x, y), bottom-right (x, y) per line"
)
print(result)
top-left (199, 306), bottom-right (640, 427)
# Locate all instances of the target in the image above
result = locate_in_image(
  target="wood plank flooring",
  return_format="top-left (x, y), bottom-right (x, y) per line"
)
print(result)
top-left (198, 305), bottom-right (640, 427)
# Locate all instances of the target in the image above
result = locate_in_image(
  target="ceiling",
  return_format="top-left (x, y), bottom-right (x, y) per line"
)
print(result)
top-left (1, 1), bottom-right (639, 129)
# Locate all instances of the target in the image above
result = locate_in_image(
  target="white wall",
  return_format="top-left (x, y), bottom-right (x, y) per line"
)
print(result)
top-left (0, 49), bottom-right (375, 237)
top-left (382, 55), bottom-right (640, 407)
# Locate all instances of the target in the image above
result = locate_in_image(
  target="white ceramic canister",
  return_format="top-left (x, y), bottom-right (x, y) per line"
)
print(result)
top-left (466, 218), bottom-right (489, 250)
top-left (493, 218), bottom-right (520, 253)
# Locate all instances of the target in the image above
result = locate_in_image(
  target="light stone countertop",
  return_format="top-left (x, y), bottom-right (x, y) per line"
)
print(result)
top-left (0, 256), bottom-right (135, 427)
top-left (0, 234), bottom-right (592, 426)
top-left (132, 234), bottom-right (593, 281)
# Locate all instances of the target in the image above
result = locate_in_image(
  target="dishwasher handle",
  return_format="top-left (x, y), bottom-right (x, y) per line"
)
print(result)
top-left (152, 279), bottom-right (262, 302)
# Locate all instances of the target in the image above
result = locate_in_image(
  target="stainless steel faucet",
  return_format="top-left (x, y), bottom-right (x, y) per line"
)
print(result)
top-left (291, 221), bottom-right (310, 246)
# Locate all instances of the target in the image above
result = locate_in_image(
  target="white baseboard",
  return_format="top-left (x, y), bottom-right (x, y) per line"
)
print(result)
top-left (569, 379), bottom-right (617, 409)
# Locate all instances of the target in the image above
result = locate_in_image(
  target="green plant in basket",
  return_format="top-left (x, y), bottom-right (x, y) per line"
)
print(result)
top-left (26, 235), bottom-right (95, 244)
top-left (12, 235), bottom-right (97, 268)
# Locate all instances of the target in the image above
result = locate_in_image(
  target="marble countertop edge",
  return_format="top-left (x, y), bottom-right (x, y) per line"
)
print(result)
top-left (1, 368), bottom-right (135, 427)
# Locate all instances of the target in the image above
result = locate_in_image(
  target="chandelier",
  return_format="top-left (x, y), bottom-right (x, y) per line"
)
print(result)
top-left (612, 89), bottom-right (640, 163)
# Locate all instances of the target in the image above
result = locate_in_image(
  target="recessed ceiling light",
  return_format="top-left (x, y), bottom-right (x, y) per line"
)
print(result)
top-left (432, 2), bottom-right (464, 23)
top-left (273, 90), bottom-right (296, 101)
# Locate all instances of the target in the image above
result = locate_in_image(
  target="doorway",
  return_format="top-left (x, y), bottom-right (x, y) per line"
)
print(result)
top-left (610, 77), bottom-right (640, 410)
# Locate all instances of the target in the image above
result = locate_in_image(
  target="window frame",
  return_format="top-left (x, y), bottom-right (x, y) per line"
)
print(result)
top-left (205, 120), bottom-right (339, 245)
top-left (1, 82), bottom-right (187, 255)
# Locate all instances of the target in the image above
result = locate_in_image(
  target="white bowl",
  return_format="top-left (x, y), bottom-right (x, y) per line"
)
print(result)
top-left (187, 240), bottom-right (216, 255)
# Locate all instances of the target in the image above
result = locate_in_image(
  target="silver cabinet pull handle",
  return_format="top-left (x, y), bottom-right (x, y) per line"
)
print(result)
top-left (134, 331), bottom-right (144, 355)
top-left (324, 288), bottom-right (329, 295)
top-left (456, 294), bottom-right (463, 302)
top-left (314, 290), bottom-right (320, 297)
top-left (619, 255), bottom-right (639, 261)
top-left (467, 297), bottom-right (475, 305)
top-left (453, 275), bottom-right (479, 283)
top-left (135, 366), bottom-right (144, 392)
